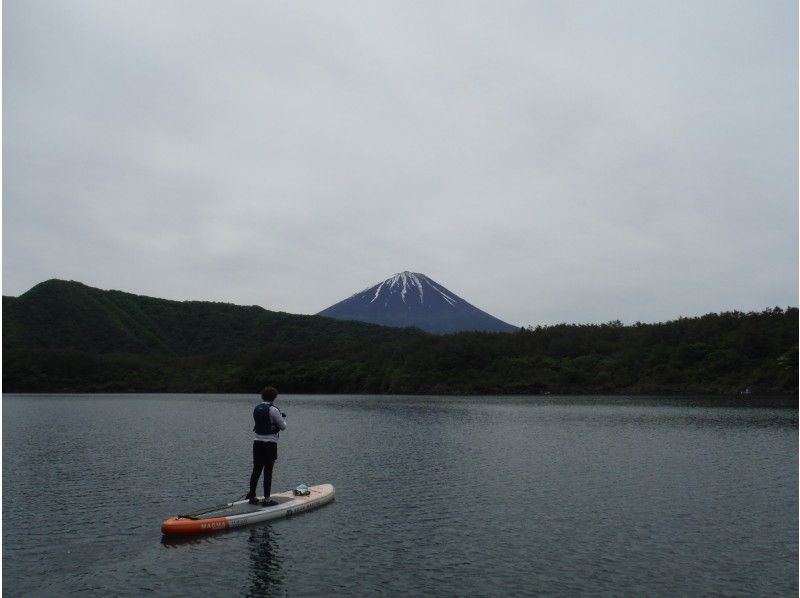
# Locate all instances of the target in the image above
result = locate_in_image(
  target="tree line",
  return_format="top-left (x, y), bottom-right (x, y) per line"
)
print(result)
top-left (3, 280), bottom-right (796, 395)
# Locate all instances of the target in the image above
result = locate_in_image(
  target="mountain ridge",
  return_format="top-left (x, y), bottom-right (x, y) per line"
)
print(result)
top-left (3, 279), bottom-right (796, 396)
top-left (3, 278), bottom-right (419, 356)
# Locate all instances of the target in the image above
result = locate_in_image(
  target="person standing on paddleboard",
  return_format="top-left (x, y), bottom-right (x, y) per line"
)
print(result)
top-left (246, 386), bottom-right (287, 506)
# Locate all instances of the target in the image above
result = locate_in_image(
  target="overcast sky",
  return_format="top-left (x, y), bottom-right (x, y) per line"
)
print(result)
top-left (4, 0), bottom-right (797, 326)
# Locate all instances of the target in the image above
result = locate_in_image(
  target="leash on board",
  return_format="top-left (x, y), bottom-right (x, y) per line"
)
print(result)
top-left (178, 494), bottom-right (249, 519)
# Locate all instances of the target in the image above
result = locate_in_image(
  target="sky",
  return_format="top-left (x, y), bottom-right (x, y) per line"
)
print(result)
top-left (3, 0), bottom-right (797, 327)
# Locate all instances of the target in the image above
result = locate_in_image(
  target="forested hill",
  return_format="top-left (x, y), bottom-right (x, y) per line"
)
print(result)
top-left (3, 279), bottom-right (416, 354)
top-left (3, 280), bottom-right (798, 395)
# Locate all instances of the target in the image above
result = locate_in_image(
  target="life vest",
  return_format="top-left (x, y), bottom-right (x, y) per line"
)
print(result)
top-left (253, 402), bottom-right (280, 435)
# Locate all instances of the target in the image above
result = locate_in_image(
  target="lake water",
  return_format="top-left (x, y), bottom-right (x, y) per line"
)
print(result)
top-left (3, 394), bottom-right (797, 596)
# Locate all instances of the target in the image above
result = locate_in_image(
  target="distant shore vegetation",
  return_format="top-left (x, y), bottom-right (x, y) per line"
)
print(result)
top-left (3, 280), bottom-right (797, 395)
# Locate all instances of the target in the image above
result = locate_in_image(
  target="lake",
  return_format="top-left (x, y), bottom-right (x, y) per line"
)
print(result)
top-left (3, 394), bottom-right (797, 596)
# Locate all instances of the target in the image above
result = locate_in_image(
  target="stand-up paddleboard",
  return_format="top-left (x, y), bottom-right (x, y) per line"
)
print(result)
top-left (161, 483), bottom-right (335, 535)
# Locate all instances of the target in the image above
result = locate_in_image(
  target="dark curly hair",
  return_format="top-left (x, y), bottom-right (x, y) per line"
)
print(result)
top-left (261, 386), bottom-right (278, 402)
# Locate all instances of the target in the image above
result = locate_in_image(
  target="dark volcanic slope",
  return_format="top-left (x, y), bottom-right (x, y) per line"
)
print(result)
top-left (317, 271), bottom-right (518, 334)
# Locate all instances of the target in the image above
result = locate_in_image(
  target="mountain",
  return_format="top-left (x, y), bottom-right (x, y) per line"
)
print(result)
top-left (3, 279), bottom-right (796, 395)
top-left (2, 279), bottom-right (416, 356)
top-left (317, 271), bottom-right (518, 334)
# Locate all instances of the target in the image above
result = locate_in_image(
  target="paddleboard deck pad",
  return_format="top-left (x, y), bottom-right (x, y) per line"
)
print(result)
top-left (161, 483), bottom-right (335, 535)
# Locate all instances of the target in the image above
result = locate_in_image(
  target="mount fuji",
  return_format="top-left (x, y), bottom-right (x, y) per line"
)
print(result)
top-left (317, 272), bottom-right (518, 334)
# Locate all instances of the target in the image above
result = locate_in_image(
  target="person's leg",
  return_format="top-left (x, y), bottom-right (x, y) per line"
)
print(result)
top-left (249, 441), bottom-right (266, 498)
top-left (262, 442), bottom-right (278, 500)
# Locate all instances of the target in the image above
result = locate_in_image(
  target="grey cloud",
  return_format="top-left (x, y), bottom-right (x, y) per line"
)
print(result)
top-left (4, 0), bottom-right (797, 326)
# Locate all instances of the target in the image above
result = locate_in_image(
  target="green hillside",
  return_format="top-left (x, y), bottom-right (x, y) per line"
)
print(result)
top-left (3, 279), bottom-right (413, 355)
top-left (3, 280), bottom-right (797, 395)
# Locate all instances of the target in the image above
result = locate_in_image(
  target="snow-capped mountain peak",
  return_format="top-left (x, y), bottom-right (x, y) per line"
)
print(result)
top-left (320, 272), bottom-right (516, 334)
top-left (361, 271), bottom-right (454, 307)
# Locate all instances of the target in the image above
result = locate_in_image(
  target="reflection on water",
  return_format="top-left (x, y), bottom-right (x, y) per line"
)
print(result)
top-left (160, 531), bottom-right (229, 548)
top-left (246, 527), bottom-right (283, 597)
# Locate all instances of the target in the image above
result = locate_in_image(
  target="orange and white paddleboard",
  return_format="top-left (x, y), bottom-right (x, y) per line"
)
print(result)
top-left (161, 483), bottom-right (335, 535)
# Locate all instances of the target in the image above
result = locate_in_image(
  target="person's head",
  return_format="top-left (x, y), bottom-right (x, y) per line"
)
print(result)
top-left (261, 386), bottom-right (278, 403)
